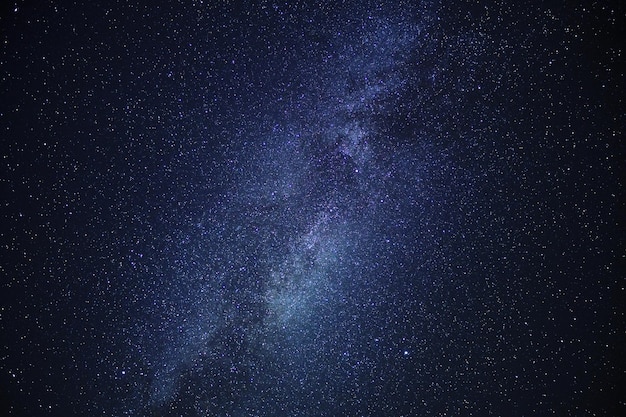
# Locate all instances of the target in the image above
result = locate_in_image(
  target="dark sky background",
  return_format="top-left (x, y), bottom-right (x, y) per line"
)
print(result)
top-left (1, 1), bottom-right (623, 416)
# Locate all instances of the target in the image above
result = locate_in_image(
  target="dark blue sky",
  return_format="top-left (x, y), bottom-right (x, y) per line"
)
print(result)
top-left (1, 1), bottom-right (623, 416)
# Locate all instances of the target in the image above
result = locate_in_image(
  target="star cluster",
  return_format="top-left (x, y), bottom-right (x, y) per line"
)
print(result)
top-left (1, 1), bottom-right (622, 416)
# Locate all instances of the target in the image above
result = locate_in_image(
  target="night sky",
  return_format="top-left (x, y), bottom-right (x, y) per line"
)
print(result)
top-left (1, 1), bottom-right (623, 416)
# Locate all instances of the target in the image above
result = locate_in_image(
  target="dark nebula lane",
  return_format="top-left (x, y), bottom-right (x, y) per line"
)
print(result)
top-left (1, 1), bottom-right (622, 416)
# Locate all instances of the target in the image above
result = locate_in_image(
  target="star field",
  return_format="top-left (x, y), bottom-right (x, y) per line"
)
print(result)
top-left (1, 1), bottom-right (623, 416)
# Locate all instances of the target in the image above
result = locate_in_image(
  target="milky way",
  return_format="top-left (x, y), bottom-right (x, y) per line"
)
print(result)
top-left (1, 1), bottom-right (622, 416)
